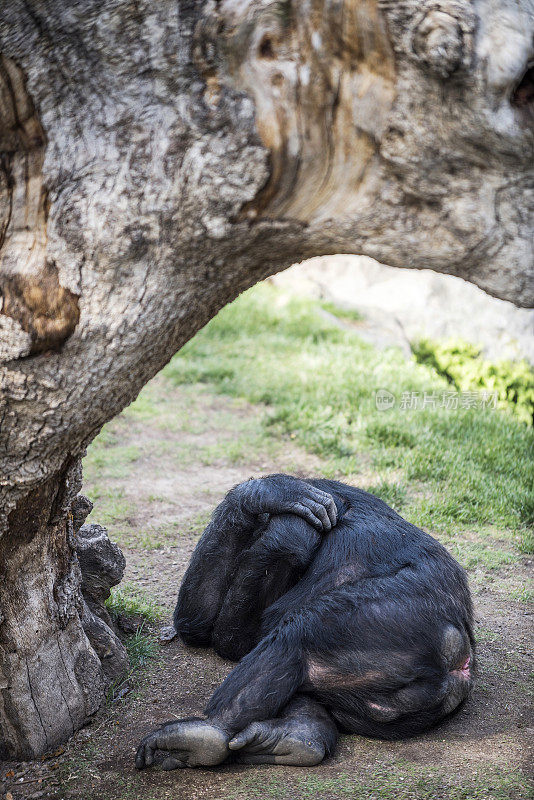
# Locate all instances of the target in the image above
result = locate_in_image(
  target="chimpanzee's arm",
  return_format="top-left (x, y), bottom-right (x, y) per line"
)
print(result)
top-left (237, 475), bottom-right (337, 531)
top-left (174, 476), bottom-right (335, 646)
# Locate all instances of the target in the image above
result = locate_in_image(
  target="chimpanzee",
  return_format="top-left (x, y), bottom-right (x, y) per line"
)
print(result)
top-left (136, 475), bottom-right (474, 770)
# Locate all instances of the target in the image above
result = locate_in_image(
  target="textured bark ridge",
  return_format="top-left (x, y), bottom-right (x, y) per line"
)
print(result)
top-left (0, 0), bottom-right (533, 757)
top-left (72, 497), bottom-right (129, 684)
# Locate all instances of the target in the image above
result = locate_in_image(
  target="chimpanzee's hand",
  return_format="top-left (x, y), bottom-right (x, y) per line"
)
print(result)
top-left (135, 718), bottom-right (230, 770)
top-left (243, 475), bottom-right (337, 531)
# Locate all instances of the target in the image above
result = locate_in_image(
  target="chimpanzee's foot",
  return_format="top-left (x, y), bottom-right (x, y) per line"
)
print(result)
top-left (228, 718), bottom-right (327, 766)
top-left (135, 718), bottom-right (230, 770)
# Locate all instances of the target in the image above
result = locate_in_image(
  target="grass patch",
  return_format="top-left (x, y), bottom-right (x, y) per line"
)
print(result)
top-left (124, 623), bottom-right (159, 670)
top-left (85, 485), bottom-right (131, 528)
top-left (184, 509), bottom-right (212, 536)
top-left (475, 625), bottom-right (499, 643)
top-left (198, 427), bottom-right (276, 465)
top-left (509, 586), bottom-right (534, 603)
top-left (518, 526), bottom-right (534, 555)
top-left (84, 443), bottom-right (142, 478)
top-left (443, 539), bottom-right (517, 571)
top-left (164, 284), bottom-right (533, 541)
top-left (232, 762), bottom-right (530, 800)
top-left (105, 583), bottom-right (165, 623)
top-left (319, 299), bottom-right (364, 323)
top-left (365, 480), bottom-right (407, 512)
top-left (104, 585), bottom-right (163, 702)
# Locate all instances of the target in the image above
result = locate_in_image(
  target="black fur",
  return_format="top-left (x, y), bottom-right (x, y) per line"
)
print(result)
top-left (144, 475), bottom-right (475, 767)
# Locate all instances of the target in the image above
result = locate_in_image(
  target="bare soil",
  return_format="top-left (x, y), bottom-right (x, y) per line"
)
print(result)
top-left (2, 382), bottom-right (532, 800)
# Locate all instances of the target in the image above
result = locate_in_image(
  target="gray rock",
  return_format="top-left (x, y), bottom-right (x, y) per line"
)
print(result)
top-left (75, 523), bottom-right (126, 625)
top-left (159, 625), bottom-right (179, 645)
top-left (79, 600), bottom-right (129, 683)
top-left (71, 494), bottom-right (94, 534)
top-left (72, 513), bottom-right (128, 682)
top-left (274, 257), bottom-right (534, 364)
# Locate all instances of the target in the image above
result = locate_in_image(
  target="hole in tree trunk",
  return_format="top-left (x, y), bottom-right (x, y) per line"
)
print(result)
top-left (511, 61), bottom-right (534, 110)
top-left (259, 36), bottom-right (275, 59)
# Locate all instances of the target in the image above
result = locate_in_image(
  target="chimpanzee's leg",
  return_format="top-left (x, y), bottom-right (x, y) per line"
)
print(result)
top-left (174, 477), bottom-right (336, 647)
top-left (229, 695), bottom-right (338, 765)
top-left (135, 614), bottom-right (335, 769)
top-left (211, 513), bottom-right (321, 660)
top-left (173, 484), bottom-right (262, 647)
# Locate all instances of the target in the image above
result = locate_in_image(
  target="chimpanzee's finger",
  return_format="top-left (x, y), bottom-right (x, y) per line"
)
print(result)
top-left (325, 496), bottom-right (337, 527)
top-left (303, 499), bottom-right (331, 531)
top-left (307, 488), bottom-right (337, 529)
top-left (291, 503), bottom-right (323, 530)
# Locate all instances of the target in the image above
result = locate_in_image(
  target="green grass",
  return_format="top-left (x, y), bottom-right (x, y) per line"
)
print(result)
top-left (84, 443), bottom-right (142, 478)
top-left (320, 299), bottom-right (364, 323)
top-left (475, 625), bottom-right (500, 642)
top-left (104, 585), bottom-right (163, 702)
top-left (412, 337), bottom-right (534, 425)
top-left (163, 284), bottom-right (534, 541)
top-left (364, 480), bottom-right (407, 512)
top-left (444, 539), bottom-right (517, 570)
top-left (518, 526), bottom-right (534, 554)
top-left (124, 624), bottom-right (159, 670)
top-left (105, 583), bottom-right (165, 623)
top-left (83, 485), bottom-right (131, 529)
top-left (509, 586), bottom-right (534, 603)
top-left (231, 762), bottom-right (530, 800)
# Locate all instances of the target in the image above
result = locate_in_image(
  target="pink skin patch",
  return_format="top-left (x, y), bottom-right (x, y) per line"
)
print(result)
top-left (451, 655), bottom-right (471, 679)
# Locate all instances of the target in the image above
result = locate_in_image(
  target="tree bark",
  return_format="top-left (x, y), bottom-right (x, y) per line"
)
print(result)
top-left (0, 0), bottom-right (533, 757)
top-left (0, 462), bottom-right (127, 758)
top-left (0, 462), bottom-right (105, 758)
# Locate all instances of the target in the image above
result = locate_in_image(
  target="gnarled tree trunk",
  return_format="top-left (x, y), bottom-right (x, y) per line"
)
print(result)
top-left (0, 460), bottom-right (126, 757)
top-left (0, 0), bottom-right (533, 758)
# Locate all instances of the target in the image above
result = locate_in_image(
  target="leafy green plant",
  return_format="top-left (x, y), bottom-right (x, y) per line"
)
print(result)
top-left (412, 338), bottom-right (534, 425)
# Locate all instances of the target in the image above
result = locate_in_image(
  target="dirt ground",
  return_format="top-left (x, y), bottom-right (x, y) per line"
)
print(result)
top-left (2, 379), bottom-right (532, 800)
